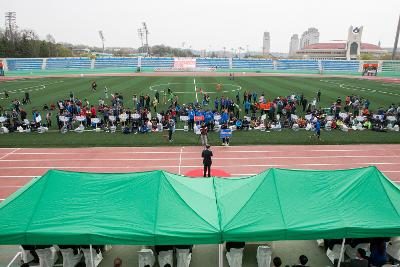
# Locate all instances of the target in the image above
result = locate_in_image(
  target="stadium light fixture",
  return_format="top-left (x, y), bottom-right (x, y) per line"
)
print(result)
top-left (98, 30), bottom-right (105, 53)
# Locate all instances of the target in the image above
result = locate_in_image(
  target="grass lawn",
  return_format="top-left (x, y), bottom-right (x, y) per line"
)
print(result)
top-left (0, 75), bottom-right (399, 147)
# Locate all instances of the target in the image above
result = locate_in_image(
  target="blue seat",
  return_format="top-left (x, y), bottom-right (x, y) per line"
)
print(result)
top-left (6, 59), bottom-right (43, 71)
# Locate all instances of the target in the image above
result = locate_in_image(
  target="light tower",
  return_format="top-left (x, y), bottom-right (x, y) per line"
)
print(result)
top-left (98, 30), bottom-right (105, 53)
top-left (5, 11), bottom-right (16, 41)
top-left (393, 15), bottom-right (400, 60)
top-left (142, 22), bottom-right (149, 55)
top-left (137, 28), bottom-right (144, 52)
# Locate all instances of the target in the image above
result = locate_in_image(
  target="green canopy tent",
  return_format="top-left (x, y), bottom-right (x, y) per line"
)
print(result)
top-left (0, 170), bottom-right (220, 245)
top-left (216, 167), bottom-right (400, 241)
top-left (0, 166), bottom-right (400, 267)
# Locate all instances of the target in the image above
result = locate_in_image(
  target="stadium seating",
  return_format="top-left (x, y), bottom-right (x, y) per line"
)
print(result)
top-left (232, 59), bottom-right (274, 69)
top-left (321, 60), bottom-right (360, 72)
top-left (141, 57), bottom-right (174, 68)
top-left (46, 57), bottom-right (91, 70)
top-left (95, 57), bottom-right (138, 69)
top-left (6, 58), bottom-right (43, 71)
top-left (382, 61), bottom-right (400, 73)
top-left (276, 60), bottom-right (318, 71)
top-left (196, 58), bottom-right (230, 68)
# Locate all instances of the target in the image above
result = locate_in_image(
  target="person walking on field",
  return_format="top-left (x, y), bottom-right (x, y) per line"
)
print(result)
top-left (202, 145), bottom-right (213, 177)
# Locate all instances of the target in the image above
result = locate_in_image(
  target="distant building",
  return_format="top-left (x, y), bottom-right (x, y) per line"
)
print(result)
top-left (300, 27), bottom-right (319, 49)
top-left (262, 32), bottom-right (270, 55)
top-left (289, 34), bottom-right (299, 57)
top-left (296, 26), bottom-right (386, 60)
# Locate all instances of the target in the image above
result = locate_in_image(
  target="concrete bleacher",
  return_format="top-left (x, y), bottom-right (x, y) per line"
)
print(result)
top-left (46, 57), bottom-right (91, 70)
top-left (196, 58), bottom-right (230, 68)
top-left (95, 57), bottom-right (138, 69)
top-left (232, 59), bottom-right (274, 69)
top-left (6, 58), bottom-right (43, 71)
top-left (141, 57), bottom-right (174, 68)
top-left (276, 60), bottom-right (319, 71)
top-left (321, 60), bottom-right (360, 72)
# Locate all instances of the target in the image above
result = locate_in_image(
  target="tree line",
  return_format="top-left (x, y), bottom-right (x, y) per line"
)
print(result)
top-left (0, 28), bottom-right (72, 58)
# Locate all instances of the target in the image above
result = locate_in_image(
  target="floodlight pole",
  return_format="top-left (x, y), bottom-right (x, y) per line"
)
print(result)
top-left (392, 15), bottom-right (400, 60)
top-left (337, 238), bottom-right (346, 267)
top-left (89, 244), bottom-right (95, 267)
top-left (218, 243), bottom-right (223, 267)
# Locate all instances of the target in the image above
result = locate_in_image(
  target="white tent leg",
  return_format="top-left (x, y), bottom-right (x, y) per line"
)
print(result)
top-left (89, 245), bottom-right (95, 267)
top-left (218, 244), bottom-right (223, 267)
top-left (337, 238), bottom-right (346, 267)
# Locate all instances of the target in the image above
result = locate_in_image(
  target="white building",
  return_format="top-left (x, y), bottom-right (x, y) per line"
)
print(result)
top-left (296, 26), bottom-right (386, 60)
top-left (262, 31), bottom-right (270, 55)
top-left (300, 27), bottom-right (320, 49)
top-left (289, 34), bottom-right (299, 56)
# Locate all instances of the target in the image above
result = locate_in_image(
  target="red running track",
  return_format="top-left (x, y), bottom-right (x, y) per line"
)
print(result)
top-left (1, 144), bottom-right (400, 201)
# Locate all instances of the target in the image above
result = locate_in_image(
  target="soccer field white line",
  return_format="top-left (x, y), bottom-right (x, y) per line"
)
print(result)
top-left (193, 77), bottom-right (198, 103)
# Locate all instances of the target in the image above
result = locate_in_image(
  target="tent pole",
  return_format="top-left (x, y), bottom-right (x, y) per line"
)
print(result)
top-left (218, 243), bottom-right (223, 267)
top-left (337, 238), bottom-right (346, 267)
top-left (89, 244), bottom-right (95, 267)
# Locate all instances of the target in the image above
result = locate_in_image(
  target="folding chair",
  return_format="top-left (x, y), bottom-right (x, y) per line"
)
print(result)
top-left (59, 116), bottom-right (69, 134)
top-left (81, 248), bottom-right (102, 267)
top-left (91, 118), bottom-right (101, 132)
top-left (176, 248), bottom-right (192, 267)
top-left (158, 250), bottom-right (173, 267)
top-left (75, 115), bottom-right (86, 133)
top-left (138, 248), bottom-right (155, 267)
top-left (59, 248), bottom-right (83, 267)
top-left (35, 246), bottom-right (58, 267)
top-left (256, 246), bottom-right (271, 267)
top-left (226, 248), bottom-right (244, 267)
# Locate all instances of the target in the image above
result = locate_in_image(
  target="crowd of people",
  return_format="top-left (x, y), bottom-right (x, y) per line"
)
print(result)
top-left (1, 82), bottom-right (399, 143)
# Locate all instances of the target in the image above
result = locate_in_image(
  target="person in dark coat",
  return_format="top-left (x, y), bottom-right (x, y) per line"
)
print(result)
top-left (201, 145), bottom-right (213, 177)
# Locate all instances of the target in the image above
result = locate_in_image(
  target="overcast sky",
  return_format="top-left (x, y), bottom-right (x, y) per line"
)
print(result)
top-left (1, 0), bottom-right (399, 53)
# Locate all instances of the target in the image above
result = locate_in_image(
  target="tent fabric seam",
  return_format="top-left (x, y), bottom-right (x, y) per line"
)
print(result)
top-left (222, 170), bottom-right (271, 232)
top-left (162, 173), bottom-right (220, 232)
top-left (24, 171), bottom-right (51, 243)
top-left (376, 167), bottom-right (400, 220)
top-left (212, 177), bottom-right (223, 243)
top-left (272, 169), bottom-right (288, 240)
top-left (153, 171), bottom-right (163, 244)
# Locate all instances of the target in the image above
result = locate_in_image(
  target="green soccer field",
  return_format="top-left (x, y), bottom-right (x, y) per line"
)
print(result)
top-left (0, 75), bottom-right (399, 147)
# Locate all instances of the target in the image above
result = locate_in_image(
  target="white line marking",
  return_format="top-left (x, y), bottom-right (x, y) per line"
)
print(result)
top-left (0, 185), bottom-right (22, 188)
top-left (178, 147), bottom-right (184, 175)
top-left (193, 77), bottom-right (198, 103)
top-left (6, 252), bottom-right (21, 267)
top-left (2, 155), bottom-right (400, 162)
top-left (0, 199), bottom-right (4, 201)
top-left (0, 176), bottom-right (35, 178)
top-left (0, 148), bottom-right (20, 160)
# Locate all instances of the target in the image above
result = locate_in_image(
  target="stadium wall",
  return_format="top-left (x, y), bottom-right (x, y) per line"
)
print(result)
top-left (1, 57), bottom-right (399, 77)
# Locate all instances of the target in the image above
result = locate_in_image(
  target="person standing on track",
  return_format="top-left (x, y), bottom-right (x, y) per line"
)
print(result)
top-left (202, 145), bottom-right (213, 177)
top-left (200, 122), bottom-right (208, 147)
